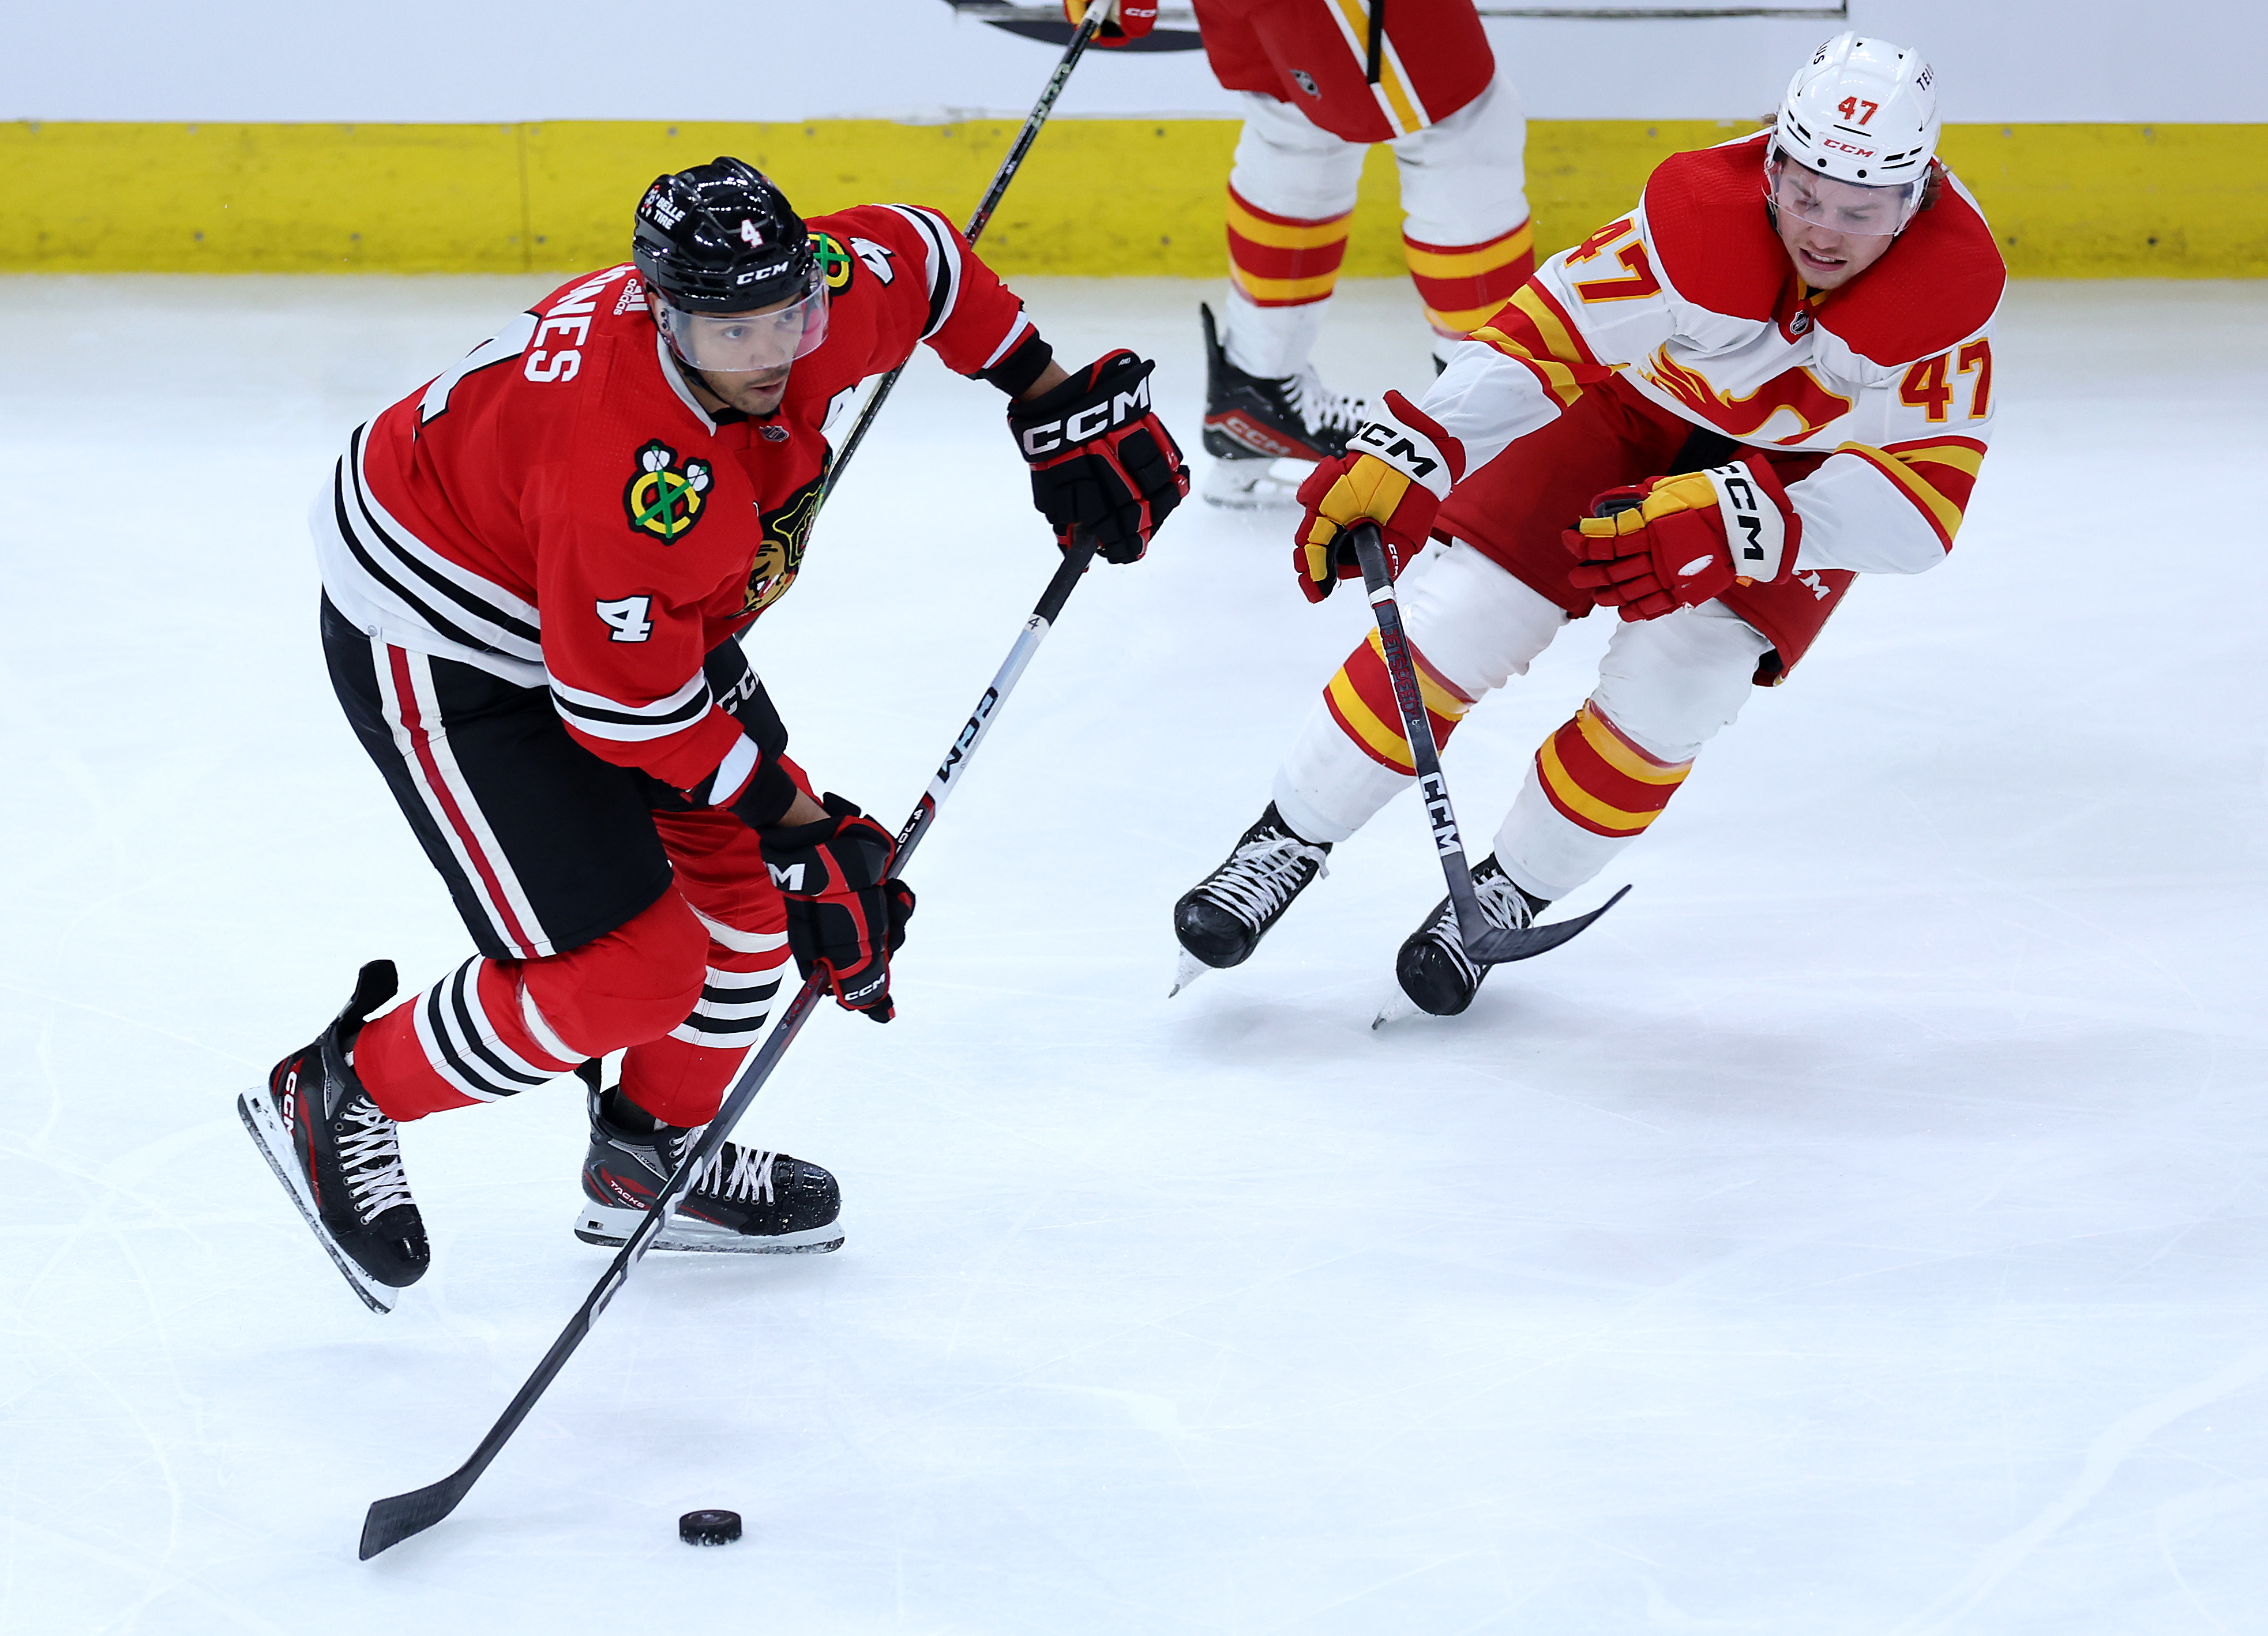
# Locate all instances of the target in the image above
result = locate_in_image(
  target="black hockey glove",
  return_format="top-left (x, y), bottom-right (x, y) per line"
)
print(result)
top-left (1008, 351), bottom-right (1189, 564)
top-left (758, 793), bottom-right (916, 1023)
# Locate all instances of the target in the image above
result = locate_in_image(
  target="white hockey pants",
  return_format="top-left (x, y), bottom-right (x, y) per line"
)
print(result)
top-left (1271, 541), bottom-right (1772, 902)
top-left (1221, 76), bottom-right (1531, 377)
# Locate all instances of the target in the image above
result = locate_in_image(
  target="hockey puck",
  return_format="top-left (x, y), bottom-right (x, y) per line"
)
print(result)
top-left (679, 1509), bottom-right (742, 1547)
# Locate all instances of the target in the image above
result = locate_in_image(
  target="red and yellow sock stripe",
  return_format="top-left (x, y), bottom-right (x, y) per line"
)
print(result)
top-left (1226, 184), bottom-right (1352, 309)
top-left (1403, 221), bottom-right (1536, 340)
top-left (1323, 628), bottom-right (1474, 774)
top-left (1534, 704), bottom-right (1692, 838)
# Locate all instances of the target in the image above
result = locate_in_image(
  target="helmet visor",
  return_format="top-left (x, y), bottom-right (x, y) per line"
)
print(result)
top-left (1766, 151), bottom-right (1925, 237)
top-left (655, 268), bottom-right (828, 374)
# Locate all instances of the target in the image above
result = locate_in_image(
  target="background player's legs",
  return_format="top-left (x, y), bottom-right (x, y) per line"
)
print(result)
top-left (1389, 76), bottom-right (1534, 367)
top-left (1201, 92), bottom-right (1374, 501)
top-left (1493, 601), bottom-right (1773, 902)
top-left (1273, 541), bottom-right (1569, 844)
top-left (1220, 91), bottom-right (1365, 379)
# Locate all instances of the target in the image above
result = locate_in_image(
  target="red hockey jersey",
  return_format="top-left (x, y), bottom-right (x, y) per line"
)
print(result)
top-left (315, 204), bottom-right (1033, 803)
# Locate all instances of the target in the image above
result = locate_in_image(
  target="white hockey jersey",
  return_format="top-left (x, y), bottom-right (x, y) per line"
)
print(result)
top-left (1429, 130), bottom-right (2006, 581)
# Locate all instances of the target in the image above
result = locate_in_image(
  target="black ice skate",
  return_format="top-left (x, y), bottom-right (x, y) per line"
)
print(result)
top-left (1381, 855), bottom-right (1549, 1024)
top-left (573, 1066), bottom-right (842, 1254)
top-left (1170, 802), bottom-right (1332, 994)
top-left (238, 960), bottom-right (429, 1313)
top-left (1199, 302), bottom-right (1369, 509)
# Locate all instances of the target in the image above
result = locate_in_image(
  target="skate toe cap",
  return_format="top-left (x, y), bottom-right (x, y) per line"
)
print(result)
top-left (1172, 896), bottom-right (1256, 969)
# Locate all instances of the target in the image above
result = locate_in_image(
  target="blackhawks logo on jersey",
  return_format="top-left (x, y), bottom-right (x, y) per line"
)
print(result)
top-left (624, 441), bottom-right (712, 543)
top-left (809, 231), bottom-right (854, 293)
top-left (742, 467), bottom-right (828, 616)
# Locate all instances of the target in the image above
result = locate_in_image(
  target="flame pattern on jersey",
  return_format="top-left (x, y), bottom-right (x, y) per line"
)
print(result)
top-left (1639, 349), bottom-right (1854, 446)
top-left (1533, 704), bottom-right (1693, 839)
top-left (1322, 627), bottom-right (1474, 775)
top-left (1429, 130), bottom-right (2007, 584)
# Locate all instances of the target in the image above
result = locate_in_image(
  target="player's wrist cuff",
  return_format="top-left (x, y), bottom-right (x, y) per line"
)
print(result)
top-left (982, 333), bottom-right (1055, 398)
top-left (727, 761), bottom-right (801, 830)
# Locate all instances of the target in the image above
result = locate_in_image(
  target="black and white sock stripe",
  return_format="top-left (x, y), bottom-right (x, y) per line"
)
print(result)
top-left (412, 957), bottom-right (568, 1102)
top-left (669, 960), bottom-right (787, 1045)
top-left (674, 908), bottom-right (793, 1045)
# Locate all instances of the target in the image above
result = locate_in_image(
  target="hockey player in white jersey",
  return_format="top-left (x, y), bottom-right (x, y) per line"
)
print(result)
top-left (1171, 32), bottom-right (2007, 1017)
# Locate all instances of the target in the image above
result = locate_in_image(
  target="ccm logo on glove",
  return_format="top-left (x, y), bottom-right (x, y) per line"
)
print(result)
top-left (1017, 377), bottom-right (1154, 457)
top-left (1351, 421), bottom-right (1442, 482)
top-left (1708, 467), bottom-right (1786, 581)
top-left (1008, 351), bottom-right (1189, 565)
top-left (1564, 457), bottom-right (1800, 623)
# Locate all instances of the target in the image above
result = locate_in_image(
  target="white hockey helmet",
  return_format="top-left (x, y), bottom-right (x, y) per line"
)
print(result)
top-left (1768, 32), bottom-right (1939, 234)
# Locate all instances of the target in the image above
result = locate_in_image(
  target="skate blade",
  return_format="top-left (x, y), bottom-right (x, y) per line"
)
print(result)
top-left (237, 1090), bottom-right (400, 1314)
top-left (1201, 458), bottom-right (1306, 510)
top-left (572, 1204), bottom-right (843, 1255)
top-left (1168, 946), bottom-right (1217, 998)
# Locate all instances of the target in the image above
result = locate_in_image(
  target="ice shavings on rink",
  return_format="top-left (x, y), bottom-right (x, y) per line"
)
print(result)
top-left (1, 274), bottom-right (2265, 1633)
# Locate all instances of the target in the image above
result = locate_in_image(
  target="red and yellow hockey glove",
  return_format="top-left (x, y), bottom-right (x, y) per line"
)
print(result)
top-left (1064, 0), bottom-right (1158, 45)
top-left (1009, 351), bottom-right (1189, 564)
top-left (1292, 392), bottom-right (1466, 604)
top-left (758, 794), bottom-right (916, 1024)
top-left (1564, 459), bottom-right (1801, 622)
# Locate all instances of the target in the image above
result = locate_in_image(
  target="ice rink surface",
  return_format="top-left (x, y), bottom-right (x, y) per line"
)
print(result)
top-left (2, 272), bottom-right (2265, 1634)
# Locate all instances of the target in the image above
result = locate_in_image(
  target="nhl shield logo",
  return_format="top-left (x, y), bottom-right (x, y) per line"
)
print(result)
top-left (1291, 68), bottom-right (1320, 98)
top-left (624, 440), bottom-right (712, 543)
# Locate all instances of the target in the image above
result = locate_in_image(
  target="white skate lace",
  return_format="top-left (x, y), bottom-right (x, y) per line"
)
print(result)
top-left (689, 1142), bottom-right (778, 1204)
top-left (338, 1096), bottom-right (415, 1223)
top-left (1286, 371), bottom-right (1369, 439)
top-left (1201, 833), bottom-right (1330, 931)
top-left (1425, 869), bottom-right (1534, 984)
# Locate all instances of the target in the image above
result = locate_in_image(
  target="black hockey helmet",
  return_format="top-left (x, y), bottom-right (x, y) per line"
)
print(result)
top-left (633, 157), bottom-right (816, 314)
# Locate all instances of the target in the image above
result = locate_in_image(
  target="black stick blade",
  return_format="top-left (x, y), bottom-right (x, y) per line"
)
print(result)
top-left (1466, 885), bottom-right (1631, 965)
top-left (361, 1471), bottom-right (472, 1559)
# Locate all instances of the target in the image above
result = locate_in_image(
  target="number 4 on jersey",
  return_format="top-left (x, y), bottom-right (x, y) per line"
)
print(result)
top-left (595, 596), bottom-right (653, 643)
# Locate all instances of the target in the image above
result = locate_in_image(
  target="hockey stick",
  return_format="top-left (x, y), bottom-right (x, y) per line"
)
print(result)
top-left (817, 6), bottom-right (1105, 512)
top-left (359, 534), bottom-right (1101, 1560)
top-left (1349, 523), bottom-right (1629, 964)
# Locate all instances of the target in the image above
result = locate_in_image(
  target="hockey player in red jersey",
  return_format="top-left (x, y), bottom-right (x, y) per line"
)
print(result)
top-left (240, 158), bottom-right (1188, 1310)
top-left (1170, 33), bottom-right (2003, 1017)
